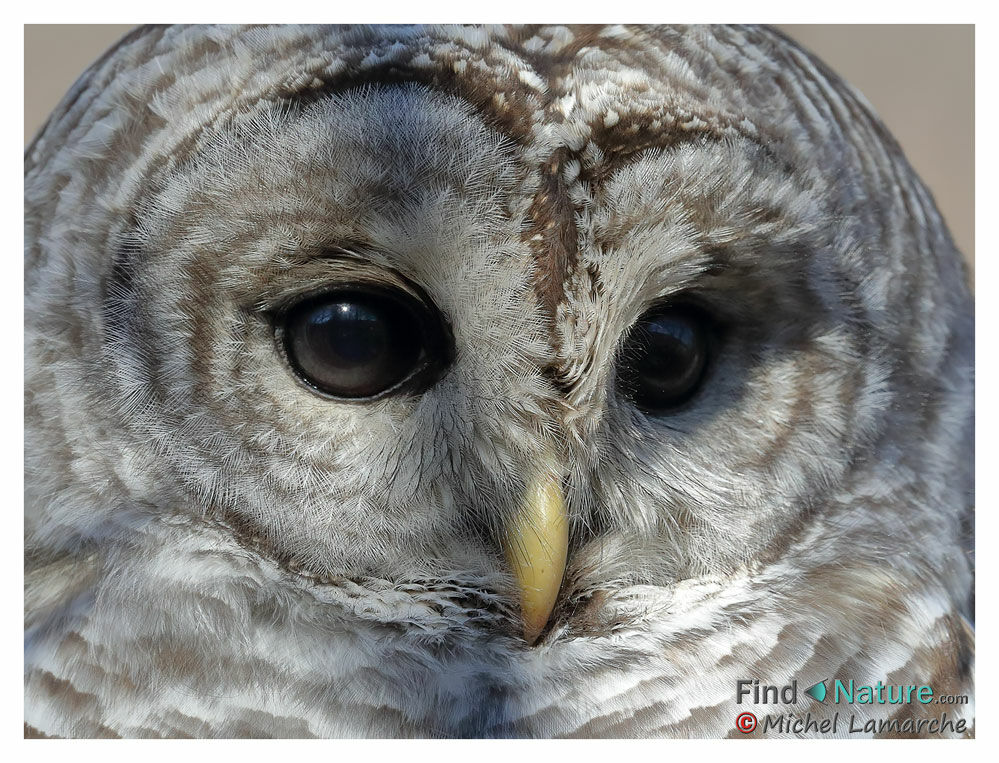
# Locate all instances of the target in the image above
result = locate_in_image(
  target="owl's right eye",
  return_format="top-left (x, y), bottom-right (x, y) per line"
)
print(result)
top-left (277, 287), bottom-right (451, 400)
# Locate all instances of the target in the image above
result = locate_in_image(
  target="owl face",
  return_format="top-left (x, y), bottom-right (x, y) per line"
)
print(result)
top-left (25, 25), bottom-right (973, 737)
top-left (107, 79), bottom-right (887, 622)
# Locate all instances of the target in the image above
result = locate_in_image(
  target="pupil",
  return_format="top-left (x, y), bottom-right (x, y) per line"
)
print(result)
top-left (306, 303), bottom-right (389, 368)
top-left (639, 319), bottom-right (698, 378)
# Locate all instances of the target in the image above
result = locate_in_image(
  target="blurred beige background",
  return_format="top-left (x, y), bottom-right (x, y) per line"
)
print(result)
top-left (24, 24), bottom-right (974, 266)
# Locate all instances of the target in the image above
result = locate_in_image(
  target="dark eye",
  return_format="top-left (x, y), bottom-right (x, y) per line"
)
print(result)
top-left (278, 287), bottom-right (450, 399)
top-left (617, 304), bottom-right (712, 412)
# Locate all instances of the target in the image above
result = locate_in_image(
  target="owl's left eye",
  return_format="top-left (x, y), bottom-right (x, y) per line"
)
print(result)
top-left (616, 304), bottom-right (713, 412)
top-left (276, 287), bottom-right (451, 400)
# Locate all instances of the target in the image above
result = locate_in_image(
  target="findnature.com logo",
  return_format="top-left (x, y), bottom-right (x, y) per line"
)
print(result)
top-left (733, 679), bottom-right (970, 736)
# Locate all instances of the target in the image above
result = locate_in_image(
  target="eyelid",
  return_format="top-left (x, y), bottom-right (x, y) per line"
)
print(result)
top-left (270, 280), bottom-right (423, 322)
top-left (251, 251), bottom-right (432, 317)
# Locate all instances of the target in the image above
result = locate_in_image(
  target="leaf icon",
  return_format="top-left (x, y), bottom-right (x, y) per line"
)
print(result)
top-left (805, 680), bottom-right (827, 702)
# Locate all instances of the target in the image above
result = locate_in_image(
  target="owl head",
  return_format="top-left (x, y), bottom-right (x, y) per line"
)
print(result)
top-left (25, 25), bottom-right (973, 737)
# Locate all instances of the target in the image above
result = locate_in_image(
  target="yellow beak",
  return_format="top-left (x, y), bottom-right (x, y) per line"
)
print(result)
top-left (502, 467), bottom-right (569, 644)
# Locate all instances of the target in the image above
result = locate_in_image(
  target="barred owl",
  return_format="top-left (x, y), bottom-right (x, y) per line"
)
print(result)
top-left (24, 24), bottom-right (974, 738)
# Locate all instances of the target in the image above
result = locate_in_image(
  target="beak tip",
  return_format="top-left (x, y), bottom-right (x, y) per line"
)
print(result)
top-left (521, 610), bottom-right (551, 646)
